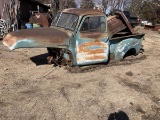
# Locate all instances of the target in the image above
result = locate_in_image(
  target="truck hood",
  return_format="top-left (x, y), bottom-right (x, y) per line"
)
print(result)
top-left (2, 27), bottom-right (72, 50)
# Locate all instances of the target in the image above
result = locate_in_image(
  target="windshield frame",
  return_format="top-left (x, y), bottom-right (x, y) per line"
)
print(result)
top-left (52, 12), bottom-right (79, 31)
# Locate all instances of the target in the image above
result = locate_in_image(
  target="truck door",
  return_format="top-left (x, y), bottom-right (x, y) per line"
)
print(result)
top-left (76, 15), bottom-right (109, 65)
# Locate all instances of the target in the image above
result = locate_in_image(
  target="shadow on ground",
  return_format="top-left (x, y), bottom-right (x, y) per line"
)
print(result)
top-left (30, 53), bottom-right (49, 66)
top-left (108, 111), bottom-right (130, 120)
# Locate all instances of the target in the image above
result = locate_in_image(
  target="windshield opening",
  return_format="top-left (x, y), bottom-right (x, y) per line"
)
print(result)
top-left (80, 16), bottom-right (106, 32)
top-left (52, 12), bottom-right (79, 31)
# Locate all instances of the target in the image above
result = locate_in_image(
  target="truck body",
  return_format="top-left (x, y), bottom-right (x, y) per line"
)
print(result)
top-left (2, 8), bottom-right (144, 67)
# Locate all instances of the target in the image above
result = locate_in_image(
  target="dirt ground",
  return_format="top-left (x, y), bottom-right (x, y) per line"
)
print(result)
top-left (0, 27), bottom-right (160, 120)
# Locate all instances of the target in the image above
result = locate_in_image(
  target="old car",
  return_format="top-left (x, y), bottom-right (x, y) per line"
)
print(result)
top-left (2, 8), bottom-right (144, 69)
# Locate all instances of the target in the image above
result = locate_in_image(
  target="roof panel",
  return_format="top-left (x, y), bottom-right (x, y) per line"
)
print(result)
top-left (60, 8), bottom-right (104, 16)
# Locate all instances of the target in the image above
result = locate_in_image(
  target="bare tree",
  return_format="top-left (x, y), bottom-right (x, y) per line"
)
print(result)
top-left (59, 0), bottom-right (76, 10)
top-left (126, 0), bottom-right (160, 23)
top-left (103, 0), bottom-right (128, 11)
top-left (80, 0), bottom-right (93, 8)
top-left (50, 0), bottom-right (59, 17)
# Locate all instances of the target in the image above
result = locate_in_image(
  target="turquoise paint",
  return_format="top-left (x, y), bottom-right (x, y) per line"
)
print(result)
top-left (114, 37), bottom-right (143, 60)
top-left (9, 39), bottom-right (36, 50)
top-left (67, 35), bottom-right (77, 66)
top-left (73, 15), bottom-right (109, 65)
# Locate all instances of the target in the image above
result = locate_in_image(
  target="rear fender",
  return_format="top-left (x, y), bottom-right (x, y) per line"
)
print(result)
top-left (114, 38), bottom-right (142, 60)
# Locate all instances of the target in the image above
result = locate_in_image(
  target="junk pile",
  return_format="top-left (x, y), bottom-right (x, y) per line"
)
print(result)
top-left (0, 0), bottom-right (52, 38)
top-left (29, 12), bottom-right (52, 28)
top-left (144, 24), bottom-right (160, 34)
top-left (22, 12), bottom-right (52, 29)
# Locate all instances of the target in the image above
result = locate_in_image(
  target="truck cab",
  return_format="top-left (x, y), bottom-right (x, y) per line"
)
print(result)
top-left (49, 8), bottom-right (109, 66)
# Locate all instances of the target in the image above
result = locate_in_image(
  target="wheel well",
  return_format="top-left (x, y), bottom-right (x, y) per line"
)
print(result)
top-left (123, 48), bottom-right (136, 59)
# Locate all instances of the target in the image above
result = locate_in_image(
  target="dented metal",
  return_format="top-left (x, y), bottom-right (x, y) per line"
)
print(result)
top-left (3, 27), bottom-right (71, 50)
top-left (2, 8), bottom-right (145, 67)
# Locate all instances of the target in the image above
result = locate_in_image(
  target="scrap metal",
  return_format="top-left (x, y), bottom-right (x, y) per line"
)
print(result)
top-left (144, 24), bottom-right (160, 33)
top-left (29, 13), bottom-right (52, 27)
top-left (3, 27), bottom-right (71, 50)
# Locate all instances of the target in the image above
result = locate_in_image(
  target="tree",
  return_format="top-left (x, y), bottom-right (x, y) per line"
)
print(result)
top-left (141, 0), bottom-right (160, 23)
top-left (59, 0), bottom-right (76, 10)
top-left (126, 0), bottom-right (160, 23)
top-left (102, 0), bottom-right (131, 12)
top-left (50, 0), bottom-right (59, 17)
top-left (36, 0), bottom-right (76, 17)
top-left (80, 0), bottom-right (93, 8)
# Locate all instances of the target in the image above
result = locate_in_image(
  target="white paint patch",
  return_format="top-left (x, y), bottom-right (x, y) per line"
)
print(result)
top-left (117, 42), bottom-right (128, 53)
top-left (77, 53), bottom-right (107, 64)
top-left (133, 41), bottom-right (140, 46)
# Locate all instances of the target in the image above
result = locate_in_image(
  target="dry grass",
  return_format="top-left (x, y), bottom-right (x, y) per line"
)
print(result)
top-left (0, 27), bottom-right (160, 120)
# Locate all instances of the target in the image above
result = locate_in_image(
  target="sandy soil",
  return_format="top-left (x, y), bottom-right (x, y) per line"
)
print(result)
top-left (0, 27), bottom-right (160, 120)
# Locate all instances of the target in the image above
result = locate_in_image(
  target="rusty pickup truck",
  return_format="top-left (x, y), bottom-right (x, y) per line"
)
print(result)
top-left (2, 8), bottom-right (144, 68)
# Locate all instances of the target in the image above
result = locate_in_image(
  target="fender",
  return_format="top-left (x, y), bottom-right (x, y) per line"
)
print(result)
top-left (114, 38), bottom-right (142, 60)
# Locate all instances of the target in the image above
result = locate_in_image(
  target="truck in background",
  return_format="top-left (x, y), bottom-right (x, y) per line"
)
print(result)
top-left (123, 11), bottom-right (140, 28)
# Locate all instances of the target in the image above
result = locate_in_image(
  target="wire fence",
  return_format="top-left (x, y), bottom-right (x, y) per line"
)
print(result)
top-left (0, 19), bottom-right (8, 37)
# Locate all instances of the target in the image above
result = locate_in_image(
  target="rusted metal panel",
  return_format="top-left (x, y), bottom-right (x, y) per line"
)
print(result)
top-left (2, 27), bottom-right (71, 50)
top-left (76, 40), bottom-right (109, 64)
top-left (79, 32), bottom-right (108, 39)
top-left (74, 14), bottom-right (109, 65)
top-left (60, 8), bottom-right (104, 16)
top-left (107, 15), bottom-right (126, 38)
top-left (76, 32), bottom-right (109, 65)
top-left (115, 11), bottom-right (134, 34)
top-left (29, 13), bottom-right (52, 27)
top-left (106, 11), bottom-right (135, 39)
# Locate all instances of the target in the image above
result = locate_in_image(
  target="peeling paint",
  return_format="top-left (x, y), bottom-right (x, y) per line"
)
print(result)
top-left (3, 27), bottom-right (70, 50)
top-left (114, 37), bottom-right (144, 60)
top-left (76, 41), bottom-right (108, 64)
top-left (7, 39), bottom-right (35, 50)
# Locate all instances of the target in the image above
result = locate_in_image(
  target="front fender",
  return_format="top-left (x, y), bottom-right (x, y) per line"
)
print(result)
top-left (114, 38), bottom-right (142, 60)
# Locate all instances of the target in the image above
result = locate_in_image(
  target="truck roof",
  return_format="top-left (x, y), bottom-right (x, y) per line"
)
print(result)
top-left (59, 8), bottom-right (104, 16)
